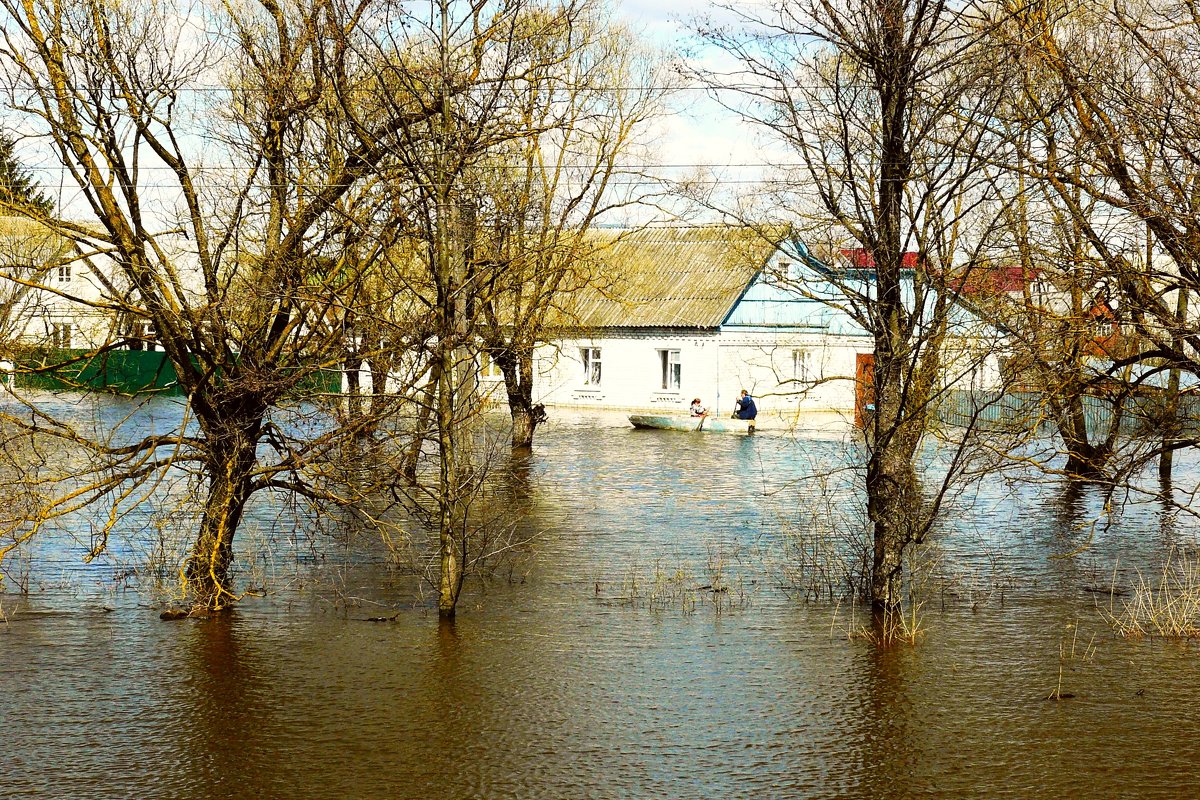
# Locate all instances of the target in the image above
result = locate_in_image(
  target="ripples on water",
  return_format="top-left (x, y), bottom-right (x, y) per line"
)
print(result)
top-left (4, 402), bottom-right (1200, 798)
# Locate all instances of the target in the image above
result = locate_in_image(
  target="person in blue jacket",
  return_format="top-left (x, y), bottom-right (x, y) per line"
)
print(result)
top-left (732, 389), bottom-right (757, 421)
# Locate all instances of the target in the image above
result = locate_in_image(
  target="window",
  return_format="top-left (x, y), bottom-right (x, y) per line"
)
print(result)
top-left (127, 321), bottom-right (158, 351)
top-left (55, 264), bottom-right (70, 283)
top-left (793, 349), bottom-right (813, 383)
top-left (480, 351), bottom-right (504, 380)
top-left (658, 348), bottom-right (681, 391)
top-left (580, 347), bottom-right (601, 386)
top-left (50, 321), bottom-right (72, 349)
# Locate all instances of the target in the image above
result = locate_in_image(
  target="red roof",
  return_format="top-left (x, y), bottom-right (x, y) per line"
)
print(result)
top-left (943, 264), bottom-right (1039, 295)
top-left (837, 250), bottom-right (1039, 295)
top-left (839, 248), bottom-right (920, 270)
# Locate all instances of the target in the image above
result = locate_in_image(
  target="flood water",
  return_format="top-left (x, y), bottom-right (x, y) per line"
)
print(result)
top-left (4, 399), bottom-right (1200, 798)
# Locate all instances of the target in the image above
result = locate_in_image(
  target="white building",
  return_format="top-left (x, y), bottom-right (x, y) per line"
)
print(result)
top-left (0, 218), bottom-right (208, 354)
top-left (515, 227), bottom-right (1006, 428)
top-left (0, 218), bottom-right (1006, 421)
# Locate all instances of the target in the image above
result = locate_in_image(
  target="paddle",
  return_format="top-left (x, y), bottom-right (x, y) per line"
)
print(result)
top-left (695, 414), bottom-right (706, 432)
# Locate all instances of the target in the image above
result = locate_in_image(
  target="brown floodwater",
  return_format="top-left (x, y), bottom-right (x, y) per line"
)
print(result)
top-left (3, 400), bottom-right (1200, 798)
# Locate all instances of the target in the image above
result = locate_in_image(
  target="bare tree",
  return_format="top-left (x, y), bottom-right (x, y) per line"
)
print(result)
top-left (347, 0), bottom-right (645, 616)
top-left (0, 0), bottom-right (463, 614)
top-left (470, 9), bottom-right (668, 449)
top-left (979, 166), bottom-right (1140, 481)
top-left (994, 0), bottom-right (1200, 492)
top-left (695, 0), bottom-right (1011, 613)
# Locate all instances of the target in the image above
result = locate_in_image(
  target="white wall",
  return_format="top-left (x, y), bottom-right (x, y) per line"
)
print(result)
top-left (530, 325), bottom-right (1005, 419)
top-left (9, 257), bottom-right (119, 349)
top-left (713, 330), bottom-right (865, 417)
top-left (6, 233), bottom-right (214, 351)
top-left (531, 328), bottom-right (873, 416)
top-left (533, 331), bottom-right (722, 413)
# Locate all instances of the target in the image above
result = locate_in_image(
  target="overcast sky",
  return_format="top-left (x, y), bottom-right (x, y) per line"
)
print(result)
top-left (25, 0), bottom-right (775, 226)
top-left (607, 0), bottom-right (780, 222)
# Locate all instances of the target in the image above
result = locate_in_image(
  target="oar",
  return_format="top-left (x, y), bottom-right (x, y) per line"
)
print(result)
top-left (695, 414), bottom-right (706, 432)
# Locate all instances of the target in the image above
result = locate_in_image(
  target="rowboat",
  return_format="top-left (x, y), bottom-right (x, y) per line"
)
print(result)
top-left (628, 413), bottom-right (753, 433)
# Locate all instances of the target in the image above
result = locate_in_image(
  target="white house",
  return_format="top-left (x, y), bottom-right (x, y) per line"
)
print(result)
top-left (0, 217), bottom-right (210, 354)
top-left (0, 217), bottom-right (101, 351)
top-left (0, 218), bottom-right (1007, 422)
top-left (515, 227), bottom-right (1007, 428)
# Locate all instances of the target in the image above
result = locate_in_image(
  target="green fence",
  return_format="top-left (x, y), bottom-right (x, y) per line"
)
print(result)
top-left (12, 349), bottom-right (341, 396)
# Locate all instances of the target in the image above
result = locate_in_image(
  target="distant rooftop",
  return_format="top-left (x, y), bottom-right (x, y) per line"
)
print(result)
top-left (566, 226), bottom-right (780, 329)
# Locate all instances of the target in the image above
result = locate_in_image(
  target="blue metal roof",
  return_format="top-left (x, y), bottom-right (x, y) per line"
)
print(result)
top-left (721, 238), bottom-right (1000, 339)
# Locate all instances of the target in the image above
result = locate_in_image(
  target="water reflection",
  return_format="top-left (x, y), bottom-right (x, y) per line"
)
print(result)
top-left (1050, 479), bottom-right (1089, 537)
top-left (502, 448), bottom-right (536, 505)
top-left (848, 644), bottom-right (916, 794)
top-left (177, 614), bottom-right (275, 799)
top-left (6, 408), bottom-right (1200, 797)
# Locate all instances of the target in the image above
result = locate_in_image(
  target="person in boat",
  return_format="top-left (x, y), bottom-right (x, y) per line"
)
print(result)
top-left (732, 389), bottom-right (757, 421)
top-left (690, 398), bottom-right (707, 417)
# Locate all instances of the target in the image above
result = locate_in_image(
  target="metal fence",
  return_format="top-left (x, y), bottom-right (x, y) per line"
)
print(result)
top-left (13, 349), bottom-right (341, 396)
top-left (936, 389), bottom-right (1200, 437)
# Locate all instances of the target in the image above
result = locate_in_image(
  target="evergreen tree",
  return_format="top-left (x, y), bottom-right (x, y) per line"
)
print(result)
top-left (0, 134), bottom-right (51, 215)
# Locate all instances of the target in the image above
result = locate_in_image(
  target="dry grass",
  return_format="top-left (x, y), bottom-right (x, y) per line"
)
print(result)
top-left (1101, 550), bottom-right (1200, 639)
top-left (607, 541), bottom-right (753, 614)
top-left (1047, 623), bottom-right (1097, 701)
top-left (839, 599), bottom-right (926, 646)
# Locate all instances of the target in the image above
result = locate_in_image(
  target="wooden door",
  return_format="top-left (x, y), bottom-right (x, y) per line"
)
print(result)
top-left (854, 353), bottom-right (875, 428)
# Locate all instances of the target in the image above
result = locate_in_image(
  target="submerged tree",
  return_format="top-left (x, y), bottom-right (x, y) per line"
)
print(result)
top-left (994, 0), bottom-right (1200, 492)
top-left (344, 0), bottom-right (653, 616)
top-left (470, 9), bottom-right (668, 449)
top-left (0, 0), bottom-right (469, 614)
top-left (983, 168), bottom-right (1138, 482)
top-left (696, 0), bottom-right (1012, 612)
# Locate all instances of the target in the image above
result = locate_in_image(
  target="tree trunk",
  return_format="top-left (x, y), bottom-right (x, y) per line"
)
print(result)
top-left (402, 364), bottom-right (439, 484)
top-left (867, 425), bottom-right (921, 611)
top-left (436, 351), bottom-right (461, 619)
top-left (434, 132), bottom-right (467, 619)
top-left (1063, 448), bottom-right (1107, 481)
top-left (1062, 442), bottom-right (1108, 481)
top-left (1160, 287), bottom-right (1188, 489)
top-left (184, 423), bottom-right (259, 612)
top-left (368, 351), bottom-right (392, 420)
top-left (344, 352), bottom-right (364, 423)
top-left (1055, 392), bottom-right (1110, 480)
top-left (507, 387), bottom-right (545, 450)
top-left (866, 0), bottom-right (915, 613)
top-left (511, 406), bottom-right (536, 450)
top-left (499, 346), bottom-right (543, 449)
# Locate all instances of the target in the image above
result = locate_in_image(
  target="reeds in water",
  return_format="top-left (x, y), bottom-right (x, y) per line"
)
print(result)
top-left (1102, 550), bottom-right (1200, 639)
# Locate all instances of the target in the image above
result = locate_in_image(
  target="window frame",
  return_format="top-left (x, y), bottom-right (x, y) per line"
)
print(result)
top-left (659, 348), bottom-right (681, 391)
top-left (792, 349), bottom-right (813, 383)
top-left (479, 350), bottom-right (504, 381)
top-left (580, 346), bottom-right (601, 387)
top-left (50, 320), bottom-right (72, 349)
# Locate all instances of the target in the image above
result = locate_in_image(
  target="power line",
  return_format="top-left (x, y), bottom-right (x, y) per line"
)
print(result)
top-left (4, 84), bottom-right (827, 92)
top-left (23, 163), bottom-right (803, 171)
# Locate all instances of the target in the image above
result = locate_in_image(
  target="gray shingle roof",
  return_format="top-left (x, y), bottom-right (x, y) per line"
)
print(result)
top-left (566, 227), bottom-right (779, 329)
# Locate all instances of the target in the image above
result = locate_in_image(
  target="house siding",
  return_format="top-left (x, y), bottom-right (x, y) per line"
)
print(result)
top-left (534, 330), bottom-right (722, 412)
top-left (531, 326), bottom-right (874, 423)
